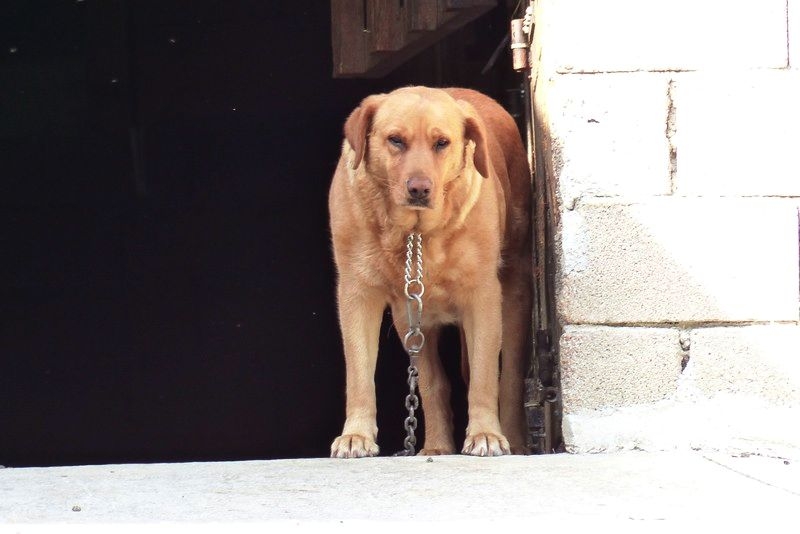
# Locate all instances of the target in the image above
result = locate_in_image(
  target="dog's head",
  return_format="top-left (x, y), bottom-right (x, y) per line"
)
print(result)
top-left (344, 87), bottom-right (490, 210)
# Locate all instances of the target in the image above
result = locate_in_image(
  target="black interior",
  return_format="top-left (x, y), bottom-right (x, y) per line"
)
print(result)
top-left (0, 0), bottom-right (519, 467)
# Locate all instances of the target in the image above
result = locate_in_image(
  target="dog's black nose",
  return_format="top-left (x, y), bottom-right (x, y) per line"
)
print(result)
top-left (406, 176), bottom-right (432, 200)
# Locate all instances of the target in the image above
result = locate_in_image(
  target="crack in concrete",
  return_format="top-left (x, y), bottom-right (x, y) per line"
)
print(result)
top-left (787, 0), bottom-right (791, 68)
top-left (666, 79), bottom-right (678, 194)
top-left (702, 454), bottom-right (800, 497)
top-left (678, 329), bottom-right (691, 372)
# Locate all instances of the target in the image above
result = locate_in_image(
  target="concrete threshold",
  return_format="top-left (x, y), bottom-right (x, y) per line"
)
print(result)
top-left (1, 451), bottom-right (799, 531)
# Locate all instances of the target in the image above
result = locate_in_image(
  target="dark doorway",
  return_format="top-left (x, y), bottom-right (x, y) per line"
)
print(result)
top-left (1, 0), bottom-right (519, 467)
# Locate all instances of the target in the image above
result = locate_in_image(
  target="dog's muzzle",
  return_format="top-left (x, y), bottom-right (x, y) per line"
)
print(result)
top-left (406, 176), bottom-right (432, 208)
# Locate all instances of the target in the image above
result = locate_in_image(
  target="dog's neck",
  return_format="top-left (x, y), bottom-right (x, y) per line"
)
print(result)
top-left (385, 197), bottom-right (456, 238)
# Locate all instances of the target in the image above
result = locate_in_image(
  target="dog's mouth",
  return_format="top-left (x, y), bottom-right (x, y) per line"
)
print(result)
top-left (406, 197), bottom-right (431, 209)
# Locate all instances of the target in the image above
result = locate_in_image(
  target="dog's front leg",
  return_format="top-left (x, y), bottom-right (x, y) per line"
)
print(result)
top-left (330, 281), bottom-right (385, 458)
top-left (461, 277), bottom-right (511, 456)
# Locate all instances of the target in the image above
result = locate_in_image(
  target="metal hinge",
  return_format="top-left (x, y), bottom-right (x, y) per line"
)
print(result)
top-left (525, 379), bottom-right (560, 454)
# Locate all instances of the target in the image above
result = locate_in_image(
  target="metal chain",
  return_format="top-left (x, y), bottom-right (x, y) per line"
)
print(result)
top-left (395, 232), bottom-right (425, 456)
top-left (403, 232), bottom-right (424, 356)
top-left (398, 365), bottom-right (419, 455)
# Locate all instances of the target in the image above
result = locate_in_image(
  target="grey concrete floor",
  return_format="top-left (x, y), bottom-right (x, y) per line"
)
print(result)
top-left (1, 451), bottom-right (799, 531)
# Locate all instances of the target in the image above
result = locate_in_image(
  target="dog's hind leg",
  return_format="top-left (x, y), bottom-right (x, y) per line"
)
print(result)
top-left (413, 326), bottom-right (457, 455)
top-left (389, 304), bottom-right (455, 456)
top-left (499, 258), bottom-right (532, 454)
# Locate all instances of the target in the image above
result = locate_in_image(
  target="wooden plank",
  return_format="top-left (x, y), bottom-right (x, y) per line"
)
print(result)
top-left (332, 0), bottom-right (498, 78)
top-left (443, 0), bottom-right (497, 11)
top-left (409, 0), bottom-right (439, 31)
top-left (362, 2), bottom-right (496, 78)
top-left (331, 0), bottom-right (369, 77)
top-left (368, 0), bottom-right (408, 52)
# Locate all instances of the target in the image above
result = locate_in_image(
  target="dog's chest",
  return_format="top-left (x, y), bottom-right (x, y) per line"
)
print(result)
top-left (374, 235), bottom-right (487, 324)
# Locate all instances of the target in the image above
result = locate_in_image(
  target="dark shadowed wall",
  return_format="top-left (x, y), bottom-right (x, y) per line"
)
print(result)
top-left (0, 0), bottom-right (518, 466)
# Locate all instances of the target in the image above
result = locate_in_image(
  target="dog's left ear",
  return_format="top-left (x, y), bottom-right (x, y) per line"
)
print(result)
top-left (456, 100), bottom-right (491, 179)
top-left (344, 94), bottom-right (386, 169)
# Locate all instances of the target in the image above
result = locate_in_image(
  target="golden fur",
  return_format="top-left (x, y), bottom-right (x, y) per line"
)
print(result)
top-left (329, 86), bottom-right (531, 457)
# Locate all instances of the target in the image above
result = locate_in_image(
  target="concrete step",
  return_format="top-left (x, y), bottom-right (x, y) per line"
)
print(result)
top-left (2, 451), bottom-right (798, 531)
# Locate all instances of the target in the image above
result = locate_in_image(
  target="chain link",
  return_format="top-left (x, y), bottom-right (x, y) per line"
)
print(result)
top-left (395, 232), bottom-right (424, 456)
top-left (397, 365), bottom-right (420, 455)
top-left (402, 233), bottom-right (425, 356)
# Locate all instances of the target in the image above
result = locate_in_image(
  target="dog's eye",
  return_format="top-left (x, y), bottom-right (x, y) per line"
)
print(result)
top-left (388, 135), bottom-right (405, 149)
top-left (434, 138), bottom-right (450, 151)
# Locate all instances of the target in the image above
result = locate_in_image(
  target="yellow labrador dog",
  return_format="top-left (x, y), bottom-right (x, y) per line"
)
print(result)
top-left (329, 86), bottom-right (531, 457)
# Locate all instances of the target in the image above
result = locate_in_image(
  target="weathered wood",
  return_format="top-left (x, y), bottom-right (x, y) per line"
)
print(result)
top-left (443, 0), bottom-right (497, 11)
top-left (332, 0), bottom-right (498, 78)
top-left (331, 0), bottom-right (369, 76)
top-left (368, 0), bottom-right (408, 52)
top-left (409, 0), bottom-right (439, 31)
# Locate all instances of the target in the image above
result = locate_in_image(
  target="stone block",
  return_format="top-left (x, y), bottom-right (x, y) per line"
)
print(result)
top-left (557, 198), bottom-right (800, 324)
top-left (560, 326), bottom-right (682, 412)
top-left (563, 399), bottom-right (800, 455)
top-left (564, 325), bottom-right (800, 453)
top-left (674, 71), bottom-right (800, 196)
top-left (541, 0), bottom-right (788, 72)
top-left (546, 73), bottom-right (672, 208)
top-left (679, 325), bottom-right (800, 405)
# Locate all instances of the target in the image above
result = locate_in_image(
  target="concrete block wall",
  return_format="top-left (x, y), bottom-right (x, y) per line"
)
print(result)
top-left (531, 0), bottom-right (800, 455)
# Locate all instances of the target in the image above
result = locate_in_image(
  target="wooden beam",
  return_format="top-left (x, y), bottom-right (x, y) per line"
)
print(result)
top-left (443, 0), bottom-right (497, 11)
top-left (330, 0), bottom-right (369, 77)
top-left (332, 0), bottom-right (498, 78)
top-left (409, 0), bottom-right (439, 31)
top-left (368, 0), bottom-right (408, 52)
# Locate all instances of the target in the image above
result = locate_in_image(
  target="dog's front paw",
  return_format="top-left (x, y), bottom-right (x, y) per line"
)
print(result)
top-left (330, 434), bottom-right (379, 459)
top-left (462, 432), bottom-right (511, 457)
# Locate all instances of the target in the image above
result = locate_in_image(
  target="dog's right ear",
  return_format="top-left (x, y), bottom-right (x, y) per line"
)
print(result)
top-left (344, 94), bottom-right (386, 170)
